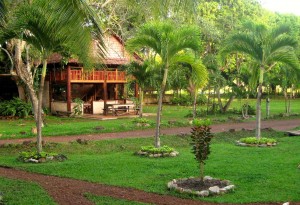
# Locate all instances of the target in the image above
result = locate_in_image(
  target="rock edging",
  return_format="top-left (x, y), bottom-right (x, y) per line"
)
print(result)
top-left (236, 141), bottom-right (277, 147)
top-left (136, 150), bottom-right (179, 158)
top-left (167, 176), bottom-right (235, 197)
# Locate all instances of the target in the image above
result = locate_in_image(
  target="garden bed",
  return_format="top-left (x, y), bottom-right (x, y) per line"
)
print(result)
top-left (167, 176), bottom-right (235, 197)
top-left (236, 137), bottom-right (277, 147)
top-left (135, 145), bottom-right (179, 158)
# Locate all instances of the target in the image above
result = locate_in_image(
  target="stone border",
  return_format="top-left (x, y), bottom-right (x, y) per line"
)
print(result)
top-left (167, 176), bottom-right (235, 197)
top-left (236, 141), bottom-right (277, 147)
top-left (135, 150), bottom-right (179, 158)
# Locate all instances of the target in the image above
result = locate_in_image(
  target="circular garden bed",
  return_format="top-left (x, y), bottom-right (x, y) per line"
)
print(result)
top-left (135, 145), bottom-right (179, 158)
top-left (168, 176), bottom-right (235, 197)
top-left (236, 137), bottom-right (277, 147)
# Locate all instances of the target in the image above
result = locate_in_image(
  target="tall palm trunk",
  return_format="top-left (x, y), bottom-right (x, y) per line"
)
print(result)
top-left (255, 68), bottom-right (264, 139)
top-left (155, 67), bottom-right (168, 148)
top-left (36, 60), bottom-right (47, 153)
top-left (139, 86), bottom-right (143, 118)
top-left (192, 89), bottom-right (197, 119)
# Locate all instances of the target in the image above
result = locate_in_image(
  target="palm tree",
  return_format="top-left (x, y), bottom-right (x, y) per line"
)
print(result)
top-left (127, 21), bottom-right (202, 147)
top-left (125, 61), bottom-right (153, 118)
top-left (221, 21), bottom-right (299, 139)
top-left (1, 0), bottom-right (104, 153)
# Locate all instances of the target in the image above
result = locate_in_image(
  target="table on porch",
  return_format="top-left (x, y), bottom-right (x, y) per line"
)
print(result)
top-left (104, 103), bottom-right (136, 116)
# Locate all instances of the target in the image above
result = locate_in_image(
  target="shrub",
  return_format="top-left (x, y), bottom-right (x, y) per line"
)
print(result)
top-left (170, 94), bottom-right (207, 106)
top-left (239, 137), bottom-right (277, 145)
top-left (18, 151), bottom-right (67, 163)
top-left (0, 98), bottom-right (32, 118)
top-left (191, 123), bottom-right (213, 180)
top-left (132, 117), bottom-right (151, 124)
top-left (140, 145), bottom-right (174, 154)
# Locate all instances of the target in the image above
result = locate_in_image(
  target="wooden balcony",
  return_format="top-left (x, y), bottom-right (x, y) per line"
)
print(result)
top-left (50, 67), bottom-right (127, 83)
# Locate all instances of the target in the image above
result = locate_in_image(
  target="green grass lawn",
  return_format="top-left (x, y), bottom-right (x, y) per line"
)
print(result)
top-left (0, 177), bottom-right (56, 205)
top-left (0, 130), bottom-right (299, 204)
top-left (1, 98), bottom-right (300, 140)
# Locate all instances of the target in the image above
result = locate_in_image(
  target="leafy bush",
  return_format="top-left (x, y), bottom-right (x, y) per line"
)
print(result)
top-left (185, 109), bottom-right (207, 118)
top-left (18, 151), bottom-right (67, 163)
top-left (239, 137), bottom-right (277, 144)
top-left (0, 98), bottom-right (32, 117)
top-left (73, 98), bottom-right (84, 115)
top-left (132, 117), bottom-right (151, 124)
top-left (191, 124), bottom-right (213, 180)
top-left (171, 94), bottom-right (207, 106)
top-left (140, 145), bottom-right (174, 154)
top-left (192, 119), bottom-right (212, 127)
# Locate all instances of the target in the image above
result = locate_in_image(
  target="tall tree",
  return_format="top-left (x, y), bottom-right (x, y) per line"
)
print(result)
top-left (0, 0), bottom-right (104, 153)
top-left (221, 21), bottom-right (299, 139)
top-left (127, 21), bottom-right (202, 148)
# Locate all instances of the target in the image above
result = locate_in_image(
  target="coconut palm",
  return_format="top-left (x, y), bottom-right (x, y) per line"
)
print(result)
top-left (0, 0), bottom-right (104, 153)
top-left (127, 21), bottom-right (202, 147)
top-left (221, 21), bottom-right (299, 139)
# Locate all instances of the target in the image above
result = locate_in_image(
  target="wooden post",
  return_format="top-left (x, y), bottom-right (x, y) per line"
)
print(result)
top-left (103, 70), bottom-right (108, 115)
top-left (66, 65), bottom-right (71, 112)
top-left (135, 82), bottom-right (139, 98)
top-left (114, 84), bottom-right (118, 100)
top-left (49, 70), bottom-right (52, 112)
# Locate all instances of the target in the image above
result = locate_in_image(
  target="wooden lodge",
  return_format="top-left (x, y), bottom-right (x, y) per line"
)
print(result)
top-left (0, 33), bottom-right (140, 116)
top-left (47, 34), bottom-right (140, 116)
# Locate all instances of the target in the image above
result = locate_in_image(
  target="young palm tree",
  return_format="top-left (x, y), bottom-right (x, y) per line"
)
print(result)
top-left (221, 21), bottom-right (299, 139)
top-left (125, 61), bottom-right (153, 118)
top-left (1, 0), bottom-right (104, 153)
top-left (127, 21), bottom-right (202, 147)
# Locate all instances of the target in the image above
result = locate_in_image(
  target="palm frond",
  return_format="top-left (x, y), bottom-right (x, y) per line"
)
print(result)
top-left (269, 35), bottom-right (298, 54)
top-left (221, 33), bottom-right (262, 62)
top-left (267, 49), bottom-right (300, 71)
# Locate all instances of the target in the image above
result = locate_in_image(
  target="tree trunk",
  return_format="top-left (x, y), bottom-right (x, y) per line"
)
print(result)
top-left (14, 39), bottom-right (42, 152)
top-left (200, 162), bottom-right (204, 182)
top-left (36, 60), bottom-right (47, 153)
top-left (255, 68), bottom-right (264, 139)
top-left (284, 87), bottom-right (288, 114)
top-left (216, 86), bottom-right (223, 112)
top-left (266, 98), bottom-right (270, 119)
top-left (155, 68), bottom-right (168, 148)
top-left (223, 95), bottom-right (235, 112)
top-left (139, 87), bottom-right (143, 118)
top-left (192, 88), bottom-right (197, 119)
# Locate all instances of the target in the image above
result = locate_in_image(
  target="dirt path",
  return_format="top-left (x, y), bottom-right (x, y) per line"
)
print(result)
top-left (0, 166), bottom-right (297, 205)
top-left (0, 118), bottom-right (300, 204)
top-left (1, 118), bottom-right (300, 145)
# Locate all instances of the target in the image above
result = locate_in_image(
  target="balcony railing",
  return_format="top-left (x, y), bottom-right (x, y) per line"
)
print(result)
top-left (51, 68), bottom-right (126, 83)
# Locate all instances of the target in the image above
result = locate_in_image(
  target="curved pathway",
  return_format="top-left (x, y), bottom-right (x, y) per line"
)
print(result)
top-left (0, 118), bottom-right (300, 145)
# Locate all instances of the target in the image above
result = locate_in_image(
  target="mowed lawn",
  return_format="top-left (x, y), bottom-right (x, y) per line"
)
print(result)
top-left (0, 130), bottom-right (299, 204)
top-left (0, 98), bottom-right (300, 140)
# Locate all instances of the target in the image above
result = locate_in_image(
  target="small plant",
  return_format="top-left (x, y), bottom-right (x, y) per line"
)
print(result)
top-left (132, 117), bottom-right (150, 124)
top-left (239, 137), bottom-right (277, 145)
top-left (192, 118), bottom-right (212, 127)
top-left (18, 151), bottom-right (67, 163)
top-left (191, 123), bottom-right (213, 181)
top-left (73, 98), bottom-right (84, 115)
top-left (140, 145), bottom-right (174, 154)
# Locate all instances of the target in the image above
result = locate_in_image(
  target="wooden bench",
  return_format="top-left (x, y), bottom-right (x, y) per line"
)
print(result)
top-left (56, 111), bottom-right (72, 117)
top-left (113, 107), bottom-right (129, 116)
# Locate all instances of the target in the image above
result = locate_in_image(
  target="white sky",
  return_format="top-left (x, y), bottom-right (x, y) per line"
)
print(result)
top-left (260, 0), bottom-right (300, 16)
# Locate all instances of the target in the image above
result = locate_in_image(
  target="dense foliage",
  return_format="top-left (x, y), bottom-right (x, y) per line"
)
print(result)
top-left (0, 98), bottom-right (32, 118)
